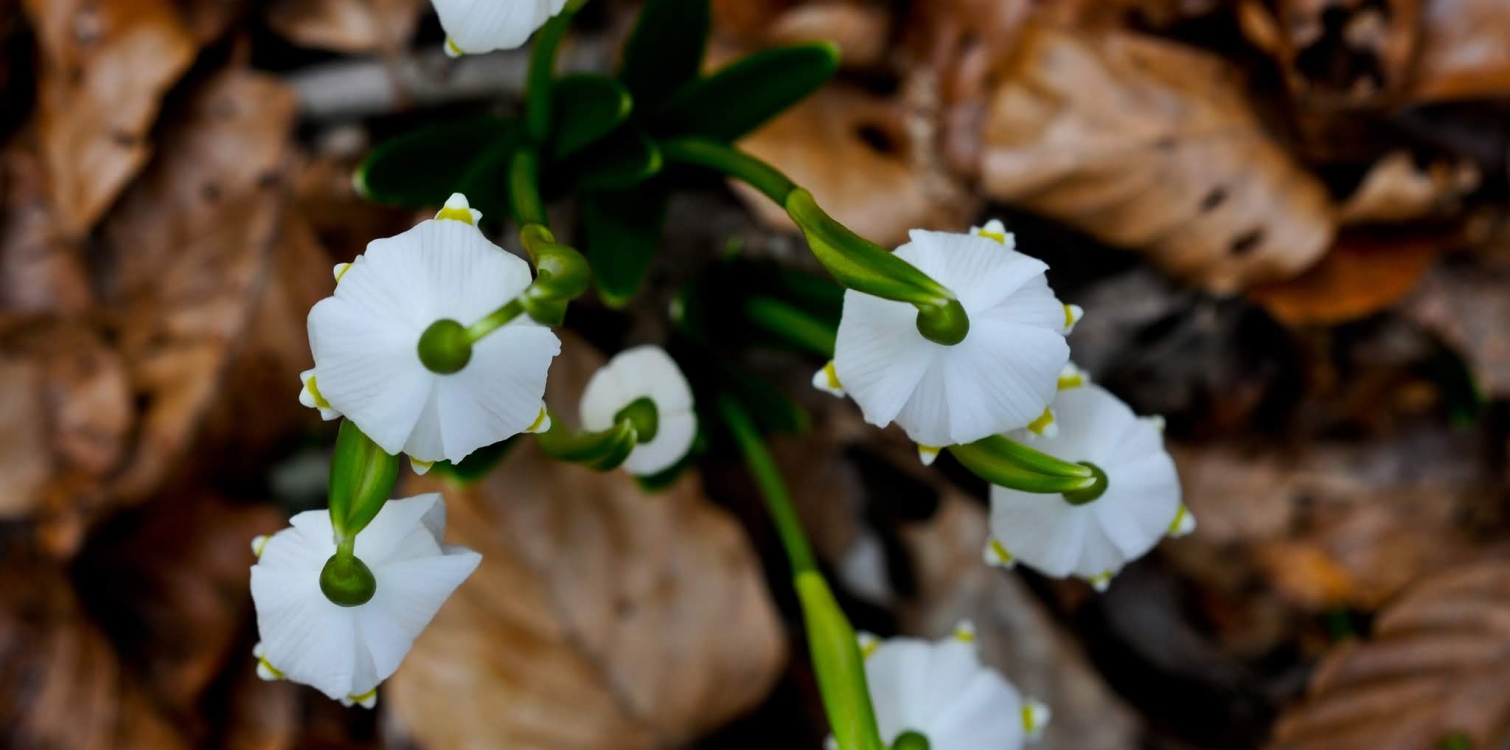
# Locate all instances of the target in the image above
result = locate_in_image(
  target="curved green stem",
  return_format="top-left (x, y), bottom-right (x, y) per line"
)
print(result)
top-left (745, 296), bottom-right (837, 358)
top-left (719, 394), bottom-right (816, 574)
top-left (509, 148), bottom-right (550, 227)
top-left (947, 437), bottom-right (1098, 494)
top-left (535, 409), bottom-right (638, 471)
top-left (660, 137), bottom-right (968, 346)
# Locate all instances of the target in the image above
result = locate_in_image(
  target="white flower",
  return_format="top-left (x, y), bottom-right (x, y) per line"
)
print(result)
top-left (579, 345), bottom-right (697, 476)
top-left (306, 194), bottom-right (560, 466)
top-left (858, 624), bottom-right (1049, 750)
top-left (432, 0), bottom-right (570, 57)
top-left (299, 368), bottom-right (342, 421)
top-left (250, 493), bottom-right (480, 706)
top-left (985, 383), bottom-right (1193, 591)
top-left (824, 226), bottom-right (1074, 448)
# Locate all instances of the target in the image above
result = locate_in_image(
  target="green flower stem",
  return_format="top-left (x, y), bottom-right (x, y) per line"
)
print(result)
top-left (659, 137), bottom-right (968, 346)
top-left (534, 408), bottom-right (639, 471)
top-left (525, 9), bottom-right (576, 145)
top-left (327, 419), bottom-right (401, 542)
top-left (745, 296), bottom-right (837, 359)
top-left (721, 394), bottom-right (884, 750)
top-left (718, 394), bottom-right (816, 575)
top-left (501, 148), bottom-right (591, 327)
top-left (947, 437), bottom-right (1098, 494)
top-left (464, 298), bottom-right (526, 342)
top-left (509, 148), bottom-right (550, 228)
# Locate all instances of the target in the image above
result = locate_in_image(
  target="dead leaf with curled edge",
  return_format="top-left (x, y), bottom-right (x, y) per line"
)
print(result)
top-left (0, 318), bottom-right (132, 555)
top-left (266, 0), bottom-right (427, 54)
top-left (389, 334), bottom-right (786, 750)
top-left (20, 0), bottom-right (197, 239)
top-left (100, 69), bottom-right (297, 503)
top-left (1267, 559), bottom-right (1510, 750)
top-left (1247, 231), bottom-right (1446, 326)
top-left (1337, 151), bottom-right (1481, 226)
top-left (979, 24), bottom-right (1336, 293)
top-left (1405, 260), bottom-right (1510, 398)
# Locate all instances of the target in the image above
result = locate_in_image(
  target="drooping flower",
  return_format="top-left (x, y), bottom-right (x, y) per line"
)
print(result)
top-left (304, 194), bottom-right (559, 471)
top-left (985, 383), bottom-right (1194, 591)
top-left (819, 222), bottom-right (1076, 450)
top-left (431, 0), bottom-right (570, 58)
top-left (579, 345), bottom-right (697, 476)
top-left (250, 493), bottom-right (480, 707)
top-left (856, 623), bottom-right (1049, 750)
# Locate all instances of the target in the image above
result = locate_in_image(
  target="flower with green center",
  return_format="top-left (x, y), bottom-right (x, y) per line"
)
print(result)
top-left (847, 623), bottom-right (1049, 750)
top-left (303, 194), bottom-right (559, 471)
top-left (985, 382), bottom-right (1194, 592)
top-left (578, 345), bottom-right (697, 476)
top-left (250, 494), bottom-right (480, 708)
top-left (817, 222), bottom-right (1077, 449)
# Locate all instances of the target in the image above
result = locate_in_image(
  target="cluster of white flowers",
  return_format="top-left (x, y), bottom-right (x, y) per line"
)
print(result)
top-left (851, 623), bottom-right (1049, 750)
top-left (818, 219), bottom-right (1192, 592)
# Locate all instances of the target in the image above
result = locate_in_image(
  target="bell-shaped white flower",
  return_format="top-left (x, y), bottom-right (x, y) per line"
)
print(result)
top-left (857, 623), bottom-right (1049, 750)
top-left (579, 345), bottom-right (697, 476)
top-left (432, 0), bottom-right (570, 57)
top-left (824, 225), bottom-right (1074, 449)
top-left (986, 383), bottom-right (1194, 591)
top-left (250, 493), bottom-right (480, 707)
top-left (305, 195), bottom-right (560, 466)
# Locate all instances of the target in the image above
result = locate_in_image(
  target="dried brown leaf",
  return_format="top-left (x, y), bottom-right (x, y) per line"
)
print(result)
top-left (1408, 0), bottom-right (1510, 101)
top-left (736, 82), bottom-right (974, 248)
top-left (388, 335), bottom-right (785, 750)
top-left (1405, 261), bottom-right (1510, 398)
top-left (980, 24), bottom-right (1336, 293)
top-left (1247, 232), bottom-right (1445, 326)
top-left (20, 0), bottom-right (197, 238)
top-left (0, 140), bottom-right (94, 315)
top-left (266, 0), bottom-right (427, 54)
top-left (0, 555), bottom-right (190, 750)
top-left (1268, 559), bottom-right (1510, 750)
top-left (100, 69), bottom-right (297, 502)
top-left (0, 318), bottom-right (132, 554)
top-left (1337, 151), bottom-right (1481, 226)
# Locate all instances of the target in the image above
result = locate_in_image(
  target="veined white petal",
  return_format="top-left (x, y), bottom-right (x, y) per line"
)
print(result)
top-left (431, 325), bottom-right (561, 463)
top-left (354, 548), bottom-right (481, 693)
top-left (811, 361), bottom-right (846, 397)
top-left (865, 635), bottom-right (1034, 750)
top-left (250, 564), bottom-right (358, 701)
top-left (623, 410), bottom-right (697, 476)
top-left (833, 289), bottom-right (935, 429)
top-left (354, 494), bottom-right (445, 566)
top-left (308, 297), bottom-right (432, 455)
top-left (899, 230), bottom-right (1047, 314)
top-left (430, 0), bottom-right (570, 55)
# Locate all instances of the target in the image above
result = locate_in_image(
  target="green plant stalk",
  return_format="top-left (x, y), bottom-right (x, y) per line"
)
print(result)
top-left (327, 419), bottom-right (401, 542)
top-left (658, 137), bottom-right (967, 346)
top-left (525, 0), bottom-right (590, 144)
top-left (947, 439), bottom-right (1097, 494)
top-left (534, 408), bottom-right (639, 471)
top-left (745, 296), bottom-right (837, 359)
top-left (720, 395), bottom-right (885, 750)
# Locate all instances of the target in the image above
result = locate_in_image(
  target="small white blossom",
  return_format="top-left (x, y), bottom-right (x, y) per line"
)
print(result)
top-left (986, 384), bottom-right (1192, 590)
top-left (305, 194), bottom-right (560, 466)
top-left (859, 625), bottom-right (1049, 750)
top-left (250, 494), bottom-right (480, 706)
top-left (828, 227), bottom-right (1073, 447)
top-left (432, 0), bottom-right (570, 57)
top-left (579, 345), bottom-right (697, 476)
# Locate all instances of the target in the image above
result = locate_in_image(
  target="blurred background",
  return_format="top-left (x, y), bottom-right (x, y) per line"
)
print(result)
top-left (1, 0), bottom-right (1508, 748)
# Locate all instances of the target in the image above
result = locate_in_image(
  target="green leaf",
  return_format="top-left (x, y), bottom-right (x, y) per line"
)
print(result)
top-left (618, 0), bottom-right (710, 112)
top-left (719, 364), bottom-right (809, 436)
top-left (356, 116), bottom-right (518, 209)
top-left (453, 140), bottom-right (515, 226)
top-left (552, 75), bottom-right (634, 159)
top-left (581, 181), bottom-right (670, 308)
top-left (555, 125), bottom-right (663, 193)
top-left (651, 43), bottom-right (840, 142)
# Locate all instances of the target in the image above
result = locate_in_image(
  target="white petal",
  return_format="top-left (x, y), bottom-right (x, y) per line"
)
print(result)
top-left (833, 289), bottom-right (936, 429)
top-left (357, 549), bottom-right (482, 689)
top-left (811, 362), bottom-right (846, 397)
top-left (431, 0), bottom-right (570, 55)
top-left (354, 494), bottom-right (445, 566)
top-left (308, 296), bottom-right (432, 455)
top-left (250, 564), bottom-right (357, 701)
top-left (899, 230), bottom-right (1048, 314)
top-left (580, 345), bottom-right (694, 431)
top-left (623, 410), bottom-right (697, 476)
top-left (865, 639), bottom-right (933, 742)
top-left (429, 324), bottom-right (561, 463)
top-left (925, 671), bottom-right (1027, 750)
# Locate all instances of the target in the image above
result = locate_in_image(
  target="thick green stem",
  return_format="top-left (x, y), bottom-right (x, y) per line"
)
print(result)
top-left (745, 296), bottom-right (837, 359)
top-left (509, 149), bottom-right (550, 227)
top-left (947, 437), bottom-right (1099, 495)
top-left (660, 137), bottom-right (968, 346)
top-left (534, 409), bottom-right (638, 471)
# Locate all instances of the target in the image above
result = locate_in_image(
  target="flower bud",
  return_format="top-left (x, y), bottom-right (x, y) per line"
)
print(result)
top-left (914, 297), bottom-right (969, 346)
top-left (328, 420), bottom-right (401, 540)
